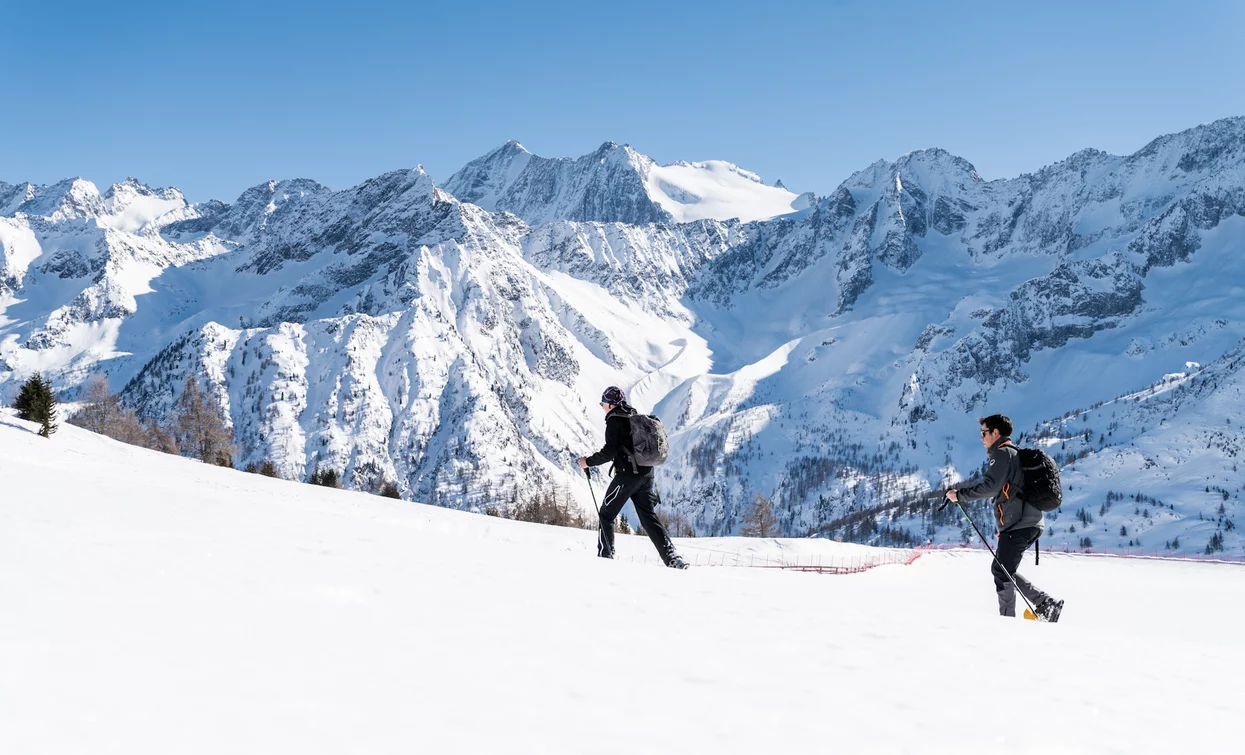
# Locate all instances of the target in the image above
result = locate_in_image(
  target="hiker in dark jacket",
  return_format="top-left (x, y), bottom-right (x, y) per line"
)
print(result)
top-left (947, 414), bottom-right (1063, 621)
top-left (578, 386), bottom-right (688, 569)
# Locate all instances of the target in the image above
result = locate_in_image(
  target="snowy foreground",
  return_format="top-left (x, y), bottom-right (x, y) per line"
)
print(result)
top-left (2, 417), bottom-right (1242, 755)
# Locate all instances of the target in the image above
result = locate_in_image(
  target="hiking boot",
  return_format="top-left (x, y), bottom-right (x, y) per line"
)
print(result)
top-left (1037, 598), bottom-right (1064, 623)
top-left (667, 556), bottom-right (690, 570)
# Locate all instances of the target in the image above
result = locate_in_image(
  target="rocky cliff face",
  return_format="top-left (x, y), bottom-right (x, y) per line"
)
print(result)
top-left (444, 141), bottom-right (671, 226)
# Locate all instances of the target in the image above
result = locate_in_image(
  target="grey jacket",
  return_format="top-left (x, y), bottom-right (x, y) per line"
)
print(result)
top-left (956, 437), bottom-right (1044, 534)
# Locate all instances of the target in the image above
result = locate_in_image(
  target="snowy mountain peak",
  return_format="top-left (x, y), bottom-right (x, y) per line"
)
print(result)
top-left (444, 142), bottom-right (803, 225)
top-left (0, 176), bottom-right (190, 233)
top-left (100, 178), bottom-right (188, 233)
top-left (791, 191), bottom-right (816, 211)
top-left (0, 181), bottom-right (37, 215)
top-left (214, 178), bottom-right (332, 238)
top-left (1131, 115), bottom-right (1245, 175)
top-left (10, 177), bottom-right (105, 221)
top-left (593, 142), bottom-right (654, 175)
top-left (841, 159), bottom-right (900, 191)
top-left (893, 148), bottom-right (982, 183)
top-left (441, 141), bottom-right (536, 214)
top-left (257, 177), bottom-right (331, 201)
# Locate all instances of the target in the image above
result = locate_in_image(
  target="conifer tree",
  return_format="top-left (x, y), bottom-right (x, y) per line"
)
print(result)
top-left (13, 374), bottom-right (39, 420)
top-left (15, 373), bottom-right (58, 437)
top-left (31, 376), bottom-right (58, 437)
top-left (380, 480), bottom-right (401, 499)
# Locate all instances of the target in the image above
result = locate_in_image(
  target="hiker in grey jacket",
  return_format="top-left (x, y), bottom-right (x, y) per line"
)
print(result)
top-left (947, 414), bottom-right (1063, 621)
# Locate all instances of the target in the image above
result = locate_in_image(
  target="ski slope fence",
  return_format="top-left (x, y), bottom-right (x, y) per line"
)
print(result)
top-left (621, 542), bottom-right (1245, 574)
top-left (622, 544), bottom-right (925, 573)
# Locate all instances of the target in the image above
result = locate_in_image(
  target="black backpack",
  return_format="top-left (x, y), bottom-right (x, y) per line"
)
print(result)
top-left (1011, 445), bottom-right (1062, 512)
top-left (628, 413), bottom-right (669, 468)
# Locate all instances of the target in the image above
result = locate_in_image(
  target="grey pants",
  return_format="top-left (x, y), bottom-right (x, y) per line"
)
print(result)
top-left (992, 527), bottom-right (1052, 617)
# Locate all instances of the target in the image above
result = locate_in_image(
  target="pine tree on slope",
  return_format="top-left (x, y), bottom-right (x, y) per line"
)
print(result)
top-left (14, 374), bottom-right (58, 437)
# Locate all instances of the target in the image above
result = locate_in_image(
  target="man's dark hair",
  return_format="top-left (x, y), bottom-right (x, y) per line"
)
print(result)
top-left (977, 414), bottom-right (1013, 437)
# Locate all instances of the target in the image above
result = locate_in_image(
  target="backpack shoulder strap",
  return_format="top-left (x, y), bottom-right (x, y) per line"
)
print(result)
top-left (997, 441), bottom-right (1028, 510)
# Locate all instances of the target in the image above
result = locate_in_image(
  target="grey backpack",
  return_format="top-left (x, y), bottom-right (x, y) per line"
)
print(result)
top-left (628, 413), bottom-right (669, 468)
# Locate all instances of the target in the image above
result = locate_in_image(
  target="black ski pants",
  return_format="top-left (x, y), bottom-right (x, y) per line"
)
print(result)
top-left (597, 470), bottom-right (679, 565)
top-left (992, 526), bottom-right (1052, 617)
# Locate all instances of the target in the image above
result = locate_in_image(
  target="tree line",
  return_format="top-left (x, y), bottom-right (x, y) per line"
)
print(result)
top-left (8, 373), bottom-right (403, 492)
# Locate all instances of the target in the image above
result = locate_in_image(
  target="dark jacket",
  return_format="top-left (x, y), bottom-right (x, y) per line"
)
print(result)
top-left (585, 404), bottom-right (651, 475)
top-left (956, 437), bottom-right (1043, 534)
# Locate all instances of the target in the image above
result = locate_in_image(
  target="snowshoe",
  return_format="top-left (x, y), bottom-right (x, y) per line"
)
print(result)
top-left (1038, 598), bottom-right (1064, 623)
top-left (1024, 598), bottom-right (1064, 623)
top-left (667, 556), bottom-right (690, 570)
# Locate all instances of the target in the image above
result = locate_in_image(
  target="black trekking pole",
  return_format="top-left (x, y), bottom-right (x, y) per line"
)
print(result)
top-left (939, 495), bottom-right (1040, 619)
top-left (584, 467), bottom-right (600, 517)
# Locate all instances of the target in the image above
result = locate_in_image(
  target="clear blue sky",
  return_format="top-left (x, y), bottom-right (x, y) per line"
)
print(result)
top-left (4, 0), bottom-right (1243, 203)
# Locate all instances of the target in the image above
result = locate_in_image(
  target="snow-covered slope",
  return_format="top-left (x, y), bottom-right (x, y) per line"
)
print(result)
top-left (443, 140), bottom-right (805, 225)
top-left (3, 118), bottom-right (1245, 555)
top-left (645, 159), bottom-right (811, 223)
top-left (1, 414), bottom-right (1241, 754)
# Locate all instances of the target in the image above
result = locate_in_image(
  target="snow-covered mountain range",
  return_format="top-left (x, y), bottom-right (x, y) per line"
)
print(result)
top-left (2, 121), bottom-right (1243, 556)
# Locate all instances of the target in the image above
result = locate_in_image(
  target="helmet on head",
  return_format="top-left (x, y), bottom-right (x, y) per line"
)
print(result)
top-left (600, 386), bottom-right (625, 406)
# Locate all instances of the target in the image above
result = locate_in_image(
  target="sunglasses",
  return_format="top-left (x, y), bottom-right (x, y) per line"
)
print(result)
top-left (980, 429), bottom-right (993, 437)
